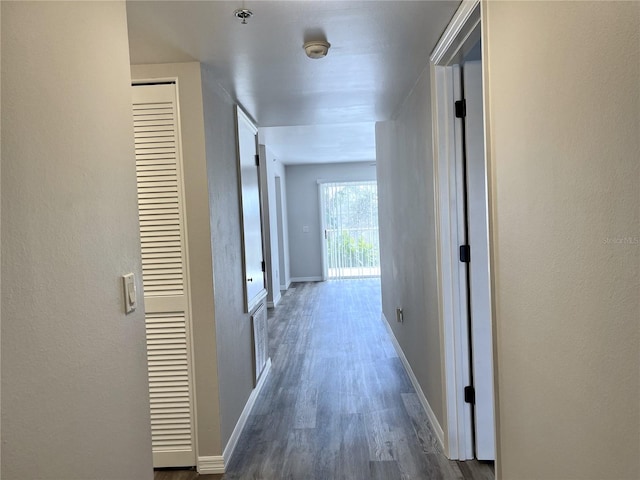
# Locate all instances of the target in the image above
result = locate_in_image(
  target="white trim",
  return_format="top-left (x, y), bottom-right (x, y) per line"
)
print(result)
top-left (381, 313), bottom-right (445, 450)
top-left (290, 276), bottom-right (323, 283)
top-left (236, 105), bottom-right (258, 135)
top-left (221, 358), bottom-right (272, 468)
top-left (196, 456), bottom-right (225, 475)
top-left (430, 0), bottom-right (481, 65)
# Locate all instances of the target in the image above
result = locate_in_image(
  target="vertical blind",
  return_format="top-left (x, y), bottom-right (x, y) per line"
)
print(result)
top-left (322, 181), bottom-right (380, 279)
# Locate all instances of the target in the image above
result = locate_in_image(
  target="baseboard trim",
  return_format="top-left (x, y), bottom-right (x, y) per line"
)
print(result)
top-left (196, 455), bottom-right (225, 474)
top-left (381, 313), bottom-right (446, 451)
top-left (290, 276), bottom-right (322, 283)
top-left (221, 357), bottom-right (272, 469)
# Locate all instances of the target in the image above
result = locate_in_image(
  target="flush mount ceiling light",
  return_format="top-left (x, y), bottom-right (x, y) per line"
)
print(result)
top-left (303, 40), bottom-right (331, 59)
top-left (233, 8), bottom-right (253, 24)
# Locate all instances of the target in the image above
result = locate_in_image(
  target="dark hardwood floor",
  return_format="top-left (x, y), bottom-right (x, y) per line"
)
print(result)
top-left (155, 279), bottom-right (494, 480)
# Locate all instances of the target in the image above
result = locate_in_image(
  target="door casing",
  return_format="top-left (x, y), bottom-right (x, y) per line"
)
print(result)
top-left (430, 0), bottom-right (497, 462)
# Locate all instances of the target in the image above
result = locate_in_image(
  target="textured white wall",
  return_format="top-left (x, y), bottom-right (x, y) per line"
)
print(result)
top-left (484, 2), bottom-right (640, 478)
top-left (201, 64), bottom-right (256, 450)
top-left (375, 67), bottom-right (445, 428)
top-left (1, 2), bottom-right (153, 478)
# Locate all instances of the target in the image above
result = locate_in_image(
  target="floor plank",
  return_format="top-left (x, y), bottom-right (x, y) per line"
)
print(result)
top-left (155, 279), bottom-right (494, 480)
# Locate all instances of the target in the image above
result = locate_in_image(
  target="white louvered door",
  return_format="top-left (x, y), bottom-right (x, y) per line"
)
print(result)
top-left (132, 83), bottom-right (196, 468)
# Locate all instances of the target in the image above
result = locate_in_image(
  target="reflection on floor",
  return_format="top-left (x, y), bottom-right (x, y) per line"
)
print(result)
top-left (155, 279), bottom-right (494, 480)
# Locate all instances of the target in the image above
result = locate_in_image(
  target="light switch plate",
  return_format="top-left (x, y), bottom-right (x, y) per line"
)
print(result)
top-left (122, 273), bottom-right (136, 314)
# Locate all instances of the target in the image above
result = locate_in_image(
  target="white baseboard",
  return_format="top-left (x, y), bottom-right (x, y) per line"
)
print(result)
top-left (381, 313), bottom-right (445, 451)
top-left (221, 357), bottom-right (272, 469)
top-left (196, 455), bottom-right (225, 474)
top-left (290, 276), bottom-right (322, 283)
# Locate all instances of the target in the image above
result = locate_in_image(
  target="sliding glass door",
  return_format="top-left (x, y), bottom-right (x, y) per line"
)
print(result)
top-left (320, 181), bottom-right (380, 279)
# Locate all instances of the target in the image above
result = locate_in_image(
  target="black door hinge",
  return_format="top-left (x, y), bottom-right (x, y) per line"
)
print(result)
top-left (261, 260), bottom-right (266, 272)
top-left (255, 154), bottom-right (260, 166)
top-left (455, 99), bottom-right (466, 118)
top-left (459, 245), bottom-right (470, 263)
top-left (464, 385), bottom-right (475, 404)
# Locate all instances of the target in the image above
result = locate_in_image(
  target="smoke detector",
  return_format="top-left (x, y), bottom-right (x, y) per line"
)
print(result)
top-left (303, 40), bottom-right (331, 59)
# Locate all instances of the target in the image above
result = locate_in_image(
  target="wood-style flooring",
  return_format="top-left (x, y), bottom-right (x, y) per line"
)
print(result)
top-left (155, 279), bottom-right (494, 480)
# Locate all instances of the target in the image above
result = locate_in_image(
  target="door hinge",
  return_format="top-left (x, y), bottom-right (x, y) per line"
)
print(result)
top-left (261, 260), bottom-right (266, 272)
top-left (255, 154), bottom-right (260, 166)
top-left (464, 385), bottom-right (475, 404)
top-left (455, 99), bottom-right (466, 118)
top-left (459, 244), bottom-right (470, 263)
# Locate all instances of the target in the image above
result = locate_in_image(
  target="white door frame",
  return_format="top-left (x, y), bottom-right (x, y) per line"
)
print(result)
top-left (430, 0), bottom-right (496, 461)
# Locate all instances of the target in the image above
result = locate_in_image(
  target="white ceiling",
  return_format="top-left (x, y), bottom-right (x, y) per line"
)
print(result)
top-left (259, 122), bottom-right (375, 164)
top-left (126, 0), bottom-right (460, 164)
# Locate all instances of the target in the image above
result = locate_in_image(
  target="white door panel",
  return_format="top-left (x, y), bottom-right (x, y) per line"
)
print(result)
top-left (463, 60), bottom-right (496, 461)
top-left (133, 83), bottom-right (196, 468)
top-left (236, 107), bottom-right (267, 312)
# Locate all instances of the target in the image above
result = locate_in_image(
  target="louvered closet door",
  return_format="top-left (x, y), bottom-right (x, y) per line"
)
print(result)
top-left (132, 83), bottom-right (196, 468)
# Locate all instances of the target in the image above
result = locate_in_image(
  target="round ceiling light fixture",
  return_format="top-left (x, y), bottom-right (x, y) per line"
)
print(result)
top-left (303, 40), bottom-right (331, 59)
top-left (233, 8), bottom-right (253, 24)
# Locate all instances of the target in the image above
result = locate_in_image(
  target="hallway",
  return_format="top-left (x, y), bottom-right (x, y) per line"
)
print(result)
top-left (181, 279), bottom-right (494, 479)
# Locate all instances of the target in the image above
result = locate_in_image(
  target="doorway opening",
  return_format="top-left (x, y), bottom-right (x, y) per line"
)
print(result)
top-left (275, 176), bottom-right (287, 291)
top-left (319, 181), bottom-right (380, 280)
top-left (430, 0), bottom-right (496, 463)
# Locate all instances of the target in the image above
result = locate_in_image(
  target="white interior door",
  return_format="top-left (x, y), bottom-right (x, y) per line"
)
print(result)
top-left (463, 60), bottom-right (496, 461)
top-left (236, 107), bottom-right (267, 312)
top-left (132, 83), bottom-right (196, 468)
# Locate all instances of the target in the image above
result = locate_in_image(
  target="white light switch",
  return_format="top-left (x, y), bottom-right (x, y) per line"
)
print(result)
top-left (122, 273), bottom-right (137, 314)
top-left (302, 225), bottom-right (310, 233)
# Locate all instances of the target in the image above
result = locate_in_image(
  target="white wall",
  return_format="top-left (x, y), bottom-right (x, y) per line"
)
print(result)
top-left (201, 64), bottom-right (256, 450)
top-left (375, 67), bottom-right (445, 428)
top-left (259, 144), bottom-right (289, 304)
top-left (1, 2), bottom-right (153, 478)
top-left (483, 2), bottom-right (639, 479)
top-left (286, 162), bottom-right (377, 281)
top-left (275, 174), bottom-right (291, 290)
